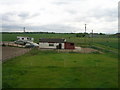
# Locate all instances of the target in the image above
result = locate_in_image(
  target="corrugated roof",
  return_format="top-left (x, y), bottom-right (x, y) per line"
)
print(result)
top-left (39, 38), bottom-right (66, 43)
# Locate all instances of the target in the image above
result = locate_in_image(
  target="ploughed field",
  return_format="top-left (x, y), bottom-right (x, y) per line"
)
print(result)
top-left (3, 49), bottom-right (118, 88)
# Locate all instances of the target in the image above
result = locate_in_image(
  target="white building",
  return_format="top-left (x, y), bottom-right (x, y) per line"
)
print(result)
top-left (17, 36), bottom-right (34, 42)
top-left (39, 38), bottom-right (66, 49)
top-left (39, 38), bottom-right (75, 49)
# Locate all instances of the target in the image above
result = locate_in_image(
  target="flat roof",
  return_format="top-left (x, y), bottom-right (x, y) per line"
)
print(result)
top-left (39, 38), bottom-right (66, 43)
top-left (17, 36), bottom-right (33, 38)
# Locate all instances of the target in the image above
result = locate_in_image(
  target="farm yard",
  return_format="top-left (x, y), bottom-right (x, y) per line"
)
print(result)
top-left (1, 33), bottom-right (119, 88)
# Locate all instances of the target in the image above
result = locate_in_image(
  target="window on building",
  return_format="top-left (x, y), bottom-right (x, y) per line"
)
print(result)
top-left (70, 43), bottom-right (74, 45)
top-left (49, 44), bottom-right (54, 46)
top-left (22, 38), bottom-right (24, 40)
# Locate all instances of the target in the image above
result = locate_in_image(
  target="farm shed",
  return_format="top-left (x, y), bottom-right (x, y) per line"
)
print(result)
top-left (64, 42), bottom-right (75, 49)
top-left (17, 36), bottom-right (34, 41)
top-left (39, 38), bottom-right (75, 49)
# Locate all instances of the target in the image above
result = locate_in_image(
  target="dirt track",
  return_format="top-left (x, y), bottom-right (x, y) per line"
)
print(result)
top-left (1, 46), bottom-right (31, 62)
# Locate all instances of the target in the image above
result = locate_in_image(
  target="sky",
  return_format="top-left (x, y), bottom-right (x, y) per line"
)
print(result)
top-left (0, 0), bottom-right (119, 33)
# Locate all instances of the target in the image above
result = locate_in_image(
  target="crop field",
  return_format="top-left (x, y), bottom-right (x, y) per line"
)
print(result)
top-left (2, 33), bottom-right (119, 88)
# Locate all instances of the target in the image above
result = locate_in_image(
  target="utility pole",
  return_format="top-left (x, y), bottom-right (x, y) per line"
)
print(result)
top-left (92, 30), bottom-right (93, 38)
top-left (23, 27), bottom-right (25, 33)
top-left (85, 24), bottom-right (86, 33)
top-left (84, 24), bottom-right (87, 46)
top-left (92, 30), bottom-right (93, 46)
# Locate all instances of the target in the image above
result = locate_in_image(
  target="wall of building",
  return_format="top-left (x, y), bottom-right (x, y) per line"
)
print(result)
top-left (17, 36), bottom-right (34, 41)
top-left (64, 42), bottom-right (75, 49)
top-left (39, 42), bottom-right (64, 49)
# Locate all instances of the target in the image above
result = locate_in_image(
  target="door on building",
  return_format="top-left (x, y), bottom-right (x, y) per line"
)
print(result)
top-left (56, 43), bottom-right (62, 49)
top-left (59, 43), bottom-right (62, 49)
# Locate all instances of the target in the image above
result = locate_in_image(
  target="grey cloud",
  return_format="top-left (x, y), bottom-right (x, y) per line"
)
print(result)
top-left (31, 13), bottom-right (40, 17)
top-left (0, 0), bottom-right (23, 5)
top-left (18, 12), bottom-right (29, 19)
top-left (2, 12), bottom-right (17, 22)
top-left (53, 1), bottom-right (69, 5)
top-left (118, 2), bottom-right (120, 31)
top-left (18, 12), bottom-right (40, 19)
top-left (91, 8), bottom-right (117, 21)
top-left (74, 16), bottom-right (93, 23)
top-left (53, 0), bottom-right (86, 5)
top-left (2, 24), bottom-right (76, 33)
top-left (66, 10), bottom-right (77, 14)
top-left (73, 8), bottom-right (118, 23)
top-left (2, 24), bottom-right (23, 29)
top-left (29, 24), bottom-right (76, 33)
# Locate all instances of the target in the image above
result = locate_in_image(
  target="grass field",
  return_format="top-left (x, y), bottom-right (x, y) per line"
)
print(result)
top-left (2, 33), bottom-right (119, 88)
top-left (2, 33), bottom-right (118, 50)
top-left (3, 49), bottom-right (118, 88)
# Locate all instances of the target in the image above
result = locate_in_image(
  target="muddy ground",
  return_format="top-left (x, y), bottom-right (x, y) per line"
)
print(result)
top-left (1, 46), bottom-right (101, 62)
top-left (1, 46), bottom-right (31, 62)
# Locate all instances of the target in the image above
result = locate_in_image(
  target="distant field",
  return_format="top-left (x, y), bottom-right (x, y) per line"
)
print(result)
top-left (3, 49), bottom-right (118, 88)
top-left (2, 33), bottom-right (118, 53)
top-left (2, 33), bottom-right (75, 42)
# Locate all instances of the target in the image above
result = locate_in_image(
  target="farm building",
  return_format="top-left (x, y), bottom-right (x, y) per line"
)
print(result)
top-left (17, 36), bottom-right (34, 42)
top-left (39, 38), bottom-right (75, 49)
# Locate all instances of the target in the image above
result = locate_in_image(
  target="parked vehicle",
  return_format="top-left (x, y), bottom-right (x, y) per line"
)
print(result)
top-left (14, 40), bottom-right (27, 45)
top-left (25, 42), bottom-right (39, 48)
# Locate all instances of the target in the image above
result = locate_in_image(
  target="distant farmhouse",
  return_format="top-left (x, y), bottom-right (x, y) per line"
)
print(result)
top-left (39, 38), bottom-right (75, 49)
top-left (17, 36), bottom-right (34, 42)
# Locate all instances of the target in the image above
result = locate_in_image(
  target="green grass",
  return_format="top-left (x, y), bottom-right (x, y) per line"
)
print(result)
top-left (1, 33), bottom-right (75, 42)
top-left (3, 49), bottom-right (118, 88)
top-left (2, 33), bottom-right (118, 48)
top-left (2, 33), bottom-right (119, 88)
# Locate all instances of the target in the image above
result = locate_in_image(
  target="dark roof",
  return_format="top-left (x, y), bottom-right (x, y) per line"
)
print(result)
top-left (39, 38), bottom-right (66, 43)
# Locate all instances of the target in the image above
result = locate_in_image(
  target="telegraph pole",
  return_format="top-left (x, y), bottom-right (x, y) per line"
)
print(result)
top-left (84, 24), bottom-right (87, 46)
top-left (85, 24), bottom-right (86, 33)
top-left (92, 30), bottom-right (93, 46)
top-left (23, 27), bottom-right (25, 33)
top-left (92, 30), bottom-right (93, 38)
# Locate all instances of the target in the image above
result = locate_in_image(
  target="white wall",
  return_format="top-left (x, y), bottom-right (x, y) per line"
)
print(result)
top-left (17, 36), bottom-right (34, 41)
top-left (39, 43), bottom-right (64, 49)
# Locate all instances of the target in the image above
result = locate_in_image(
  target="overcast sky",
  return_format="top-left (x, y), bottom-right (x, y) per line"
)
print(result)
top-left (0, 0), bottom-right (119, 33)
